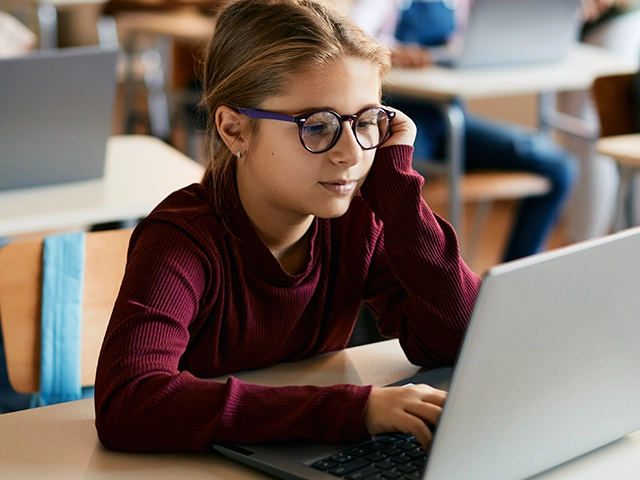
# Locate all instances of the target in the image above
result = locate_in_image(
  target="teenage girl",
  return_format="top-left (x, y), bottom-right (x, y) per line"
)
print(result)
top-left (94, 0), bottom-right (482, 453)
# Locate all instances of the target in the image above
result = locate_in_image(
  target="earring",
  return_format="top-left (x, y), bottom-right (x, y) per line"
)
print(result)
top-left (236, 151), bottom-right (242, 159)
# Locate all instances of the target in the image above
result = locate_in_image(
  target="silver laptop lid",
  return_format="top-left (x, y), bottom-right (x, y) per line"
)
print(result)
top-left (0, 46), bottom-right (118, 191)
top-left (425, 226), bottom-right (640, 480)
top-left (453, 0), bottom-right (582, 68)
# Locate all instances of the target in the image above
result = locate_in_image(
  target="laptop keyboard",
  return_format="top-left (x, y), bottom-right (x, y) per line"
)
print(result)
top-left (310, 433), bottom-right (427, 479)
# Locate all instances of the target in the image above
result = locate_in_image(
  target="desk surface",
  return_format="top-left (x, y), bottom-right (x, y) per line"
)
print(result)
top-left (0, 339), bottom-right (639, 479)
top-left (0, 135), bottom-right (204, 238)
top-left (384, 43), bottom-right (639, 101)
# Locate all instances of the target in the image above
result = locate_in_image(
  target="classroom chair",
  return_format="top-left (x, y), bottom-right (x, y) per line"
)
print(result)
top-left (420, 164), bottom-right (551, 265)
top-left (97, 1), bottom-right (216, 148)
top-left (0, 228), bottom-right (132, 406)
top-left (591, 72), bottom-right (640, 230)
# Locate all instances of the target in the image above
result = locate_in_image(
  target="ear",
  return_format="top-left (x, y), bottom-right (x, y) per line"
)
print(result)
top-left (215, 106), bottom-right (249, 156)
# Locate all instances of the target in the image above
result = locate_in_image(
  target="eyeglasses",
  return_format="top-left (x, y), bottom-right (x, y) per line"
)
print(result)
top-left (235, 106), bottom-right (396, 154)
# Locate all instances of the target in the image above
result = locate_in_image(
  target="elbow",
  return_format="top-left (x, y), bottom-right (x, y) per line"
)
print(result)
top-left (94, 396), bottom-right (139, 452)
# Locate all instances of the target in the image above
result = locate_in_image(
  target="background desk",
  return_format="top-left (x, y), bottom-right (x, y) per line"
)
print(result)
top-left (0, 339), bottom-right (639, 479)
top-left (0, 135), bottom-right (204, 238)
top-left (384, 43), bottom-right (639, 230)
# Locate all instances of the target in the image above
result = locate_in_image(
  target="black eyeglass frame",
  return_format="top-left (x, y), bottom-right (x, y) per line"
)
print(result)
top-left (234, 106), bottom-right (396, 154)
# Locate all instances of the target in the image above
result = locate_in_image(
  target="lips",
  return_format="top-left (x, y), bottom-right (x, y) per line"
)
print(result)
top-left (319, 179), bottom-right (358, 195)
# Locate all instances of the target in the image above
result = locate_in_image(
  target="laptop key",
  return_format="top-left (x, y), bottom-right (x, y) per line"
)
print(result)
top-left (374, 460), bottom-right (396, 470)
top-left (404, 471), bottom-right (423, 480)
top-left (405, 448), bottom-right (425, 459)
top-left (381, 446), bottom-right (402, 456)
top-left (332, 453), bottom-right (356, 463)
top-left (350, 444), bottom-right (376, 456)
top-left (310, 459), bottom-right (338, 471)
top-left (380, 469), bottom-right (403, 479)
top-left (364, 452), bottom-right (388, 462)
top-left (389, 453), bottom-right (412, 464)
top-left (345, 465), bottom-right (381, 479)
top-left (328, 458), bottom-right (371, 476)
top-left (397, 442), bottom-right (418, 452)
top-left (395, 463), bottom-right (418, 474)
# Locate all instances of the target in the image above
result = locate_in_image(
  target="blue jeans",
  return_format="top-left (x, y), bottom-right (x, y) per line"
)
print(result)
top-left (392, 98), bottom-right (579, 262)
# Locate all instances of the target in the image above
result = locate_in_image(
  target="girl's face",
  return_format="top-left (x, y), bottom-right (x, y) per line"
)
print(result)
top-left (236, 57), bottom-right (382, 226)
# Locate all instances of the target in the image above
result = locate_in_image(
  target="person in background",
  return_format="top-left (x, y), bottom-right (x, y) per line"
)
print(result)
top-left (560, 0), bottom-right (640, 240)
top-left (349, 0), bottom-right (580, 262)
top-left (94, 0), bottom-right (481, 453)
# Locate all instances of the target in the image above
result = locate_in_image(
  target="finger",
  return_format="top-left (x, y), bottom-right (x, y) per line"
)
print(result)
top-left (418, 385), bottom-right (447, 407)
top-left (398, 413), bottom-right (435, 451)
top-left (404, 400), bottom-right (444, 428)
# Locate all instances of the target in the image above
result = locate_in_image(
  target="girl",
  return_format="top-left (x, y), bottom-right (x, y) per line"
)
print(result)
top-left (94, 0), bottom-right (481, 453)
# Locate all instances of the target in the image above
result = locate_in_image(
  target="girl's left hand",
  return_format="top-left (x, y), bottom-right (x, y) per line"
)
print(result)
top-left (380, 107), bottom-right (417, 149)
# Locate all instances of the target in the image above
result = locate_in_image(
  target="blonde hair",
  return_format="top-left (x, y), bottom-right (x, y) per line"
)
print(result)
top-left (200, 0), bottom-right (391, 214)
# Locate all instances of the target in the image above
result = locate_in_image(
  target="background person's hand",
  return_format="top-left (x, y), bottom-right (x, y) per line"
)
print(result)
top-left (364, 384), bottom-right (447, 450)
top-left (391, 45), bottom-right (433, 68)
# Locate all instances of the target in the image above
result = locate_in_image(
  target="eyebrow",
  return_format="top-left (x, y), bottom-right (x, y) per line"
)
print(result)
top-left (289, 103), bottom-right (383, 117)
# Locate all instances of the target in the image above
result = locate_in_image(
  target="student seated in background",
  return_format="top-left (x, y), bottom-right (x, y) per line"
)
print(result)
top-left (94, 0), bottom-right (481, 453)
top-left (350, 0), bottom-right (580, 262)
top-left (560, 0), bottom-right (640, 242)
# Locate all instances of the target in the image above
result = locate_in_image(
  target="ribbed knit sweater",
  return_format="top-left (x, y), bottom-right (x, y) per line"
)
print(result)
top-left (94, 145), bottom-right (481, 453)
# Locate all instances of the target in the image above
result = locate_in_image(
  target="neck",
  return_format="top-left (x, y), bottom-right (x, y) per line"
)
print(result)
top-left (253, 217), bottom-right (314, 275)
top-left (235, 172), bottom-right (314, 274)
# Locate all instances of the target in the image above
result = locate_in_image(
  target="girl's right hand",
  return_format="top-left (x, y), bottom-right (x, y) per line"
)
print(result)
top-left (379, 107), bottom-right (417, 149)
top-left (364, 384), bottom-right (447, 450)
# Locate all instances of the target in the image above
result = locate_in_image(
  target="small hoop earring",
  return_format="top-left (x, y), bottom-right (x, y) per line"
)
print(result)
top-left (236, 151), bottom-right (242, 159)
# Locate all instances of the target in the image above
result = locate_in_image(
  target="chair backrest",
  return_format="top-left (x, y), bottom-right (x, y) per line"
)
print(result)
top-left (592, 73), bottom-right (640, 138)
top-left (0, 228), bottom-right (132, 394)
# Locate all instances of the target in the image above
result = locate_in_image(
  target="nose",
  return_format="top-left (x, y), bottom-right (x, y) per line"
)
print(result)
top-left (329, 120), bottom-right (362, 166)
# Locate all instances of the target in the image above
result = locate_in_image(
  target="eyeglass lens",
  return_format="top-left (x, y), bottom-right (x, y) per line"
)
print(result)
top-left (300, 107), bottom-right (391, 153)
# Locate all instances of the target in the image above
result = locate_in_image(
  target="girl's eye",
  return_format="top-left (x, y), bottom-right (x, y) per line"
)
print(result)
top-left (303, 122), bottom-right (333, 137)
top-left (356, 119), bottom-right (377, 130)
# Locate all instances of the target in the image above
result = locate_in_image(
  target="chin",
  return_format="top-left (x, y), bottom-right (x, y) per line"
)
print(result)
top-left (313, 203), bottom-right (352, 219)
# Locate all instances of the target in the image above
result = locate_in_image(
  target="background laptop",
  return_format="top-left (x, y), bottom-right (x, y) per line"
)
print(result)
top-left (432, 0), bottom-right (583, 68)
top-left (0, 46), bottom-right (118, 191)
top-left (214, 226), bottom-right (640, 480)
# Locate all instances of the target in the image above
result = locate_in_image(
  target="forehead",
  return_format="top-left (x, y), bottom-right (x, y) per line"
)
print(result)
top-left (262, 57), bottom-right (383, 114)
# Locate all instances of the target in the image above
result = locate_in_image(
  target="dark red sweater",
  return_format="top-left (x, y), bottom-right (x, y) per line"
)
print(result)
top-left (94, 145), bottom-right (481, 453)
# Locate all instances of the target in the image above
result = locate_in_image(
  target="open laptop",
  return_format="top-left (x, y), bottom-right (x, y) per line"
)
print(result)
top-left (431, 0), bottom-right (583, 69)
top-left (0, 45), bottom-right (118, 191)
top-left (214, 226), bottom-right (640, 480)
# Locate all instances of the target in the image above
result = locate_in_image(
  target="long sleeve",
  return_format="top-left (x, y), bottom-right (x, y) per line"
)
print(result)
top-left (358, 145), bottom-right (482, 367)
top-left (94, 206), bottom-right (372, 453)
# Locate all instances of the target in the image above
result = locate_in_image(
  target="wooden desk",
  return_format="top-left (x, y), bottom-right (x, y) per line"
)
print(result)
top-left (384, 43), bottom-right (639, 230)
top-left (0, 339), bottom-right (639, 479)
top-left (0, 135), bottom-right (204, 238)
